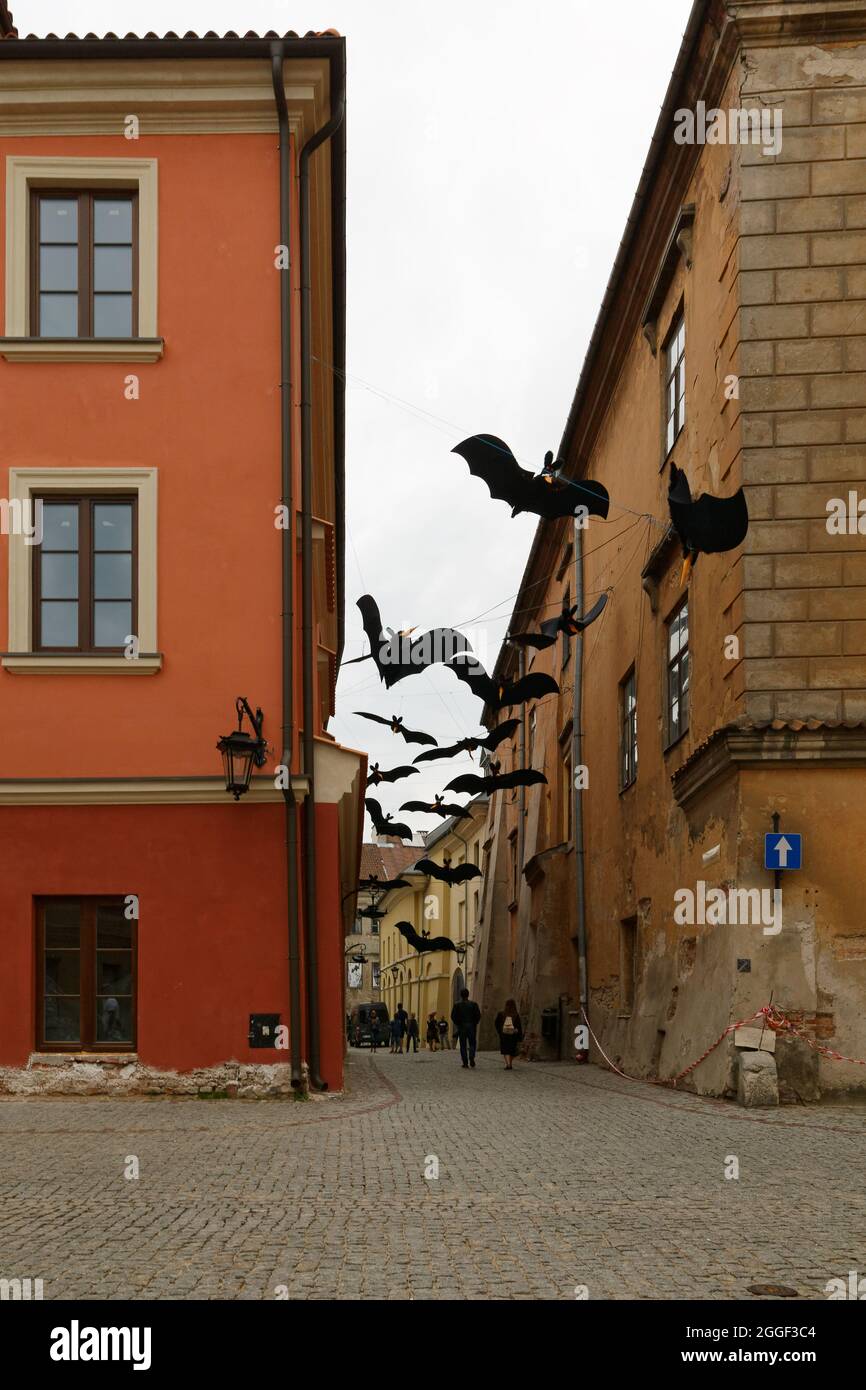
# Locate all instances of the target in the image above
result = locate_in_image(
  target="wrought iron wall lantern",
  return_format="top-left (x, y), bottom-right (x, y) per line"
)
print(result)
top-left (217, 696), bottom-right (267, 800)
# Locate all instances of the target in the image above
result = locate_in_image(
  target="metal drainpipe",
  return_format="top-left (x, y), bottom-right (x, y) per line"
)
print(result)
top-left (271, 46), bottom-right (302, 1089)
top-left (518, 650), bottom-right (527, 903)
top-left (572, 516), bottom-right (589, 1022)
top-left (299, 77), bottom-right (347, 1091)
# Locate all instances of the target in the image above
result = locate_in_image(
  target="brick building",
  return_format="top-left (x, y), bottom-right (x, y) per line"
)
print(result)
top-left (475, 0), bottom-right (866, 1097)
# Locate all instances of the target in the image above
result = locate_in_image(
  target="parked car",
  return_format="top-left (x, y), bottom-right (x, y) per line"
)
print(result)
top-left (348, 1003), bottom-right (391, 1048)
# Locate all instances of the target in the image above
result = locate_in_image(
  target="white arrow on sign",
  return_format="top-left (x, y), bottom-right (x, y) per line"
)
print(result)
top-left (775, 836), bottom-right (792, 867)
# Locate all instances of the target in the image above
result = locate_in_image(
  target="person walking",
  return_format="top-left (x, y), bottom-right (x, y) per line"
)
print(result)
top-left (450, 988), bottom-right (481, 1069)
top-left (426, 1011), bottom-right (439, 1051)
top-left (406, 1013), bottom-right (420, 1052)
top-left (437, 1015), bottom-right (449, 1051)
top-left (395, 1001), bottom-right (409, 1053)
top-left (494, 998), bottom-right (523, 1069)
top-left (388, 1015), bottom-right (401, 1053)
top-left (369, 1008), bottom-right (381, 1052)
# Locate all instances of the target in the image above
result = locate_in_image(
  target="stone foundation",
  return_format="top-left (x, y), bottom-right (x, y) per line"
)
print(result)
top-left (0, 1054), bottom-right (308, 1098)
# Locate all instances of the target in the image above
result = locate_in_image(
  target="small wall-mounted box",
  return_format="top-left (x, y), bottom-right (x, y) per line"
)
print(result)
top-left (248, 1013), bottom-right (281, 1048)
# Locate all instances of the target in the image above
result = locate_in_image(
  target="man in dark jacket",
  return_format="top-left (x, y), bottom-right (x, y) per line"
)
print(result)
top-left (450, 989), bottom-right (481, 1068)
top-left (395, 1001), bottom-right (409, 1053)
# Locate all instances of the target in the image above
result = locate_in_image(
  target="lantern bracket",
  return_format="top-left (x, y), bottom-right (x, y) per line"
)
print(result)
top-left (236, 696), bottom-right (268, 767)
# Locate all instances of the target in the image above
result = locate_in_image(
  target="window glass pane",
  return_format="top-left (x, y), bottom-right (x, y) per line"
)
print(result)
top-left (45, 901), bottom-right (81, 946)
top-left (93, 504), bottom-right (132, 551)
top-left (94, 553), bottom-right (131, 599)
top-left (39, 294), bottom-right (78, 336)
top-left (41, 601), bottom-right (78, 647)
top-left (45, 997), bottom-right (80, 1043)
top-left (40, 198), bottom-right (78, 243)
top-left (97, 951), bottom-right (132, 995)
top-left (94, 602), bottom-right (132, 647)
top-left (41, 553), bottom-right (78, 599)
top-left (96, 995), bottom-right (132, 1043)
top-left (41, 504), bottom-right (78, 551)
top-left (93, 245), bottom-right (132, 292)
top-left (97, 906), bottom-right (131, 949)
top-left (40, 245), bottom-right (78, 292)
top-left (680, 602), bottom-right (689, 645)
top-left (94, 199), bottom-right (133, 243)
top-left (93, 294), bottom-right (132, 337)
top-left (44, 950), bottom-right (80, 994)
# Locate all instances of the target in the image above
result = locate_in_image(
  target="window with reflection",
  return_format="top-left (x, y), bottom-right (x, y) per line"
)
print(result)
top-left (31, 191), bottom-right (137, 338)
top-left (38, 899), bottom-right (136, 1051)
top-left (33, 495), bottom-right (136, 652)
top-left (666, 598), bottom-right (690, 745)
top-left (664, 311), bottom-right (686, 454)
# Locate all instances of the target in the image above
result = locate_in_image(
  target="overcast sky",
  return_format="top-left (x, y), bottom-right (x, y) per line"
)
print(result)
top-left (32, 0), bottom-right (693, 836)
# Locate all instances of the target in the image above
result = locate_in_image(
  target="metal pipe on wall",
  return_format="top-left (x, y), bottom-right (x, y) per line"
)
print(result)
top-left (299, 74), bottom-right (346, 1091)
top-left (270, 46), bottom-right (302, 1089)
top-left (572, 515), bottom-right (589, 1020)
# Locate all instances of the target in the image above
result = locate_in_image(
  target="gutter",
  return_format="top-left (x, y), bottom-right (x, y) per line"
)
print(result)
top-left (299, 65), bottom-right (347, 1091)
top-left (572, 515), bottom-right (588, 1021)
top-left (270, 45), bottom-right (302, 1090)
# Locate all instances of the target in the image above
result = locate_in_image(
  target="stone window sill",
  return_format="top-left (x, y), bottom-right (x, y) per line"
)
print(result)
top-left (2, 653), bottom-right (162, 675)
top-left (0, 337), bottom-right (164, 363)
top-left (29, 1053), bottom-right (138, 1066)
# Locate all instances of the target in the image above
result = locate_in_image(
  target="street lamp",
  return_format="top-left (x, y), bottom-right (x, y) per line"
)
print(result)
top-left (217, 696), bottom-right (267, 800)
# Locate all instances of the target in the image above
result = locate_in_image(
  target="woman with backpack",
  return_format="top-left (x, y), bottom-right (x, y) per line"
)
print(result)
top-left (494, 998), bottom-right (523, 1069)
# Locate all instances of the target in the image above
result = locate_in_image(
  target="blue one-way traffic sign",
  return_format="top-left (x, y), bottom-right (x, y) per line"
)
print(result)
top-left (765, 832), bottom-right (802, 871)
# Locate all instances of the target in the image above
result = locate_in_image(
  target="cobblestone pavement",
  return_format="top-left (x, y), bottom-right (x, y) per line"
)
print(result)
top-left (1, 1048), bottom-right (865, 1300)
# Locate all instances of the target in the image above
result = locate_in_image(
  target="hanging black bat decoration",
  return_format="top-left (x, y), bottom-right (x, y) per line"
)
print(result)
top-left (345, 594), bottom-right (473, 689)
top-left (445, 762), bottom-right (548, 796)
top-left (412, 717), bottom-right (520, 764)
top-left (508, 593), bottom-right (608, 650)
top-left (357, 875), bottom-right (412, 893)
top-left (366, 762), bottom-right (420, 787)
top-left (668, 462), bottom-right (749, 585)
top-left (414, 857), bottom-right (482, 885)
top-left (365, 797), bottom-right (414, 841)
top-left (354, 712), bottom-right (438, 747)
top-left (399, 795), bottom-right (471, 820)
top-left (395, 920), bottom-right (460, 955)
top-left (453, 434), bottom-right (609, 521)
top-left (445, 656), bottom-right (559, 710)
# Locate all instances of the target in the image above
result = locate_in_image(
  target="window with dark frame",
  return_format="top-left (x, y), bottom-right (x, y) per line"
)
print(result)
top-left (31, 190), bottom-right (138, 338)
top-left (562, 746), bottom-right (573, 842)
top-left (620, 667), bottom-right (637, 789)
top-left (37, 898), bottom-right (136, 1051)
top-left (664, 311), bottom-right (686, 454)
top-left (561, 585), bottom-right (571, 668)
top-left (33, 495), bottom-right (137, 653)
top-left (666, 597), bottom-right (690, 745)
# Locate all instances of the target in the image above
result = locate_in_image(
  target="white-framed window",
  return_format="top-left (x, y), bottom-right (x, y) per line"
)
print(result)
top-left (664, 311), bottom-right (685, 454)
top-left (2, 155), bottom-right (161, 362)
top-left (2, 467), bottom-right (160, 675)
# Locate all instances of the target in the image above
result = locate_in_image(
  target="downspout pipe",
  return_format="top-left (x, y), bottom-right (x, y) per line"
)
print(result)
top-left (271, 45), bottom-right (302, 1089)
top-left (572, 516), bottom-right (589, 1027)
top-left (299, 73), bottom-right (347, 1091)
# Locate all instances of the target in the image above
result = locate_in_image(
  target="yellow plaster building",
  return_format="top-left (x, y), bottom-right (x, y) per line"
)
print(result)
top-left (378, 797), bottom-right (488, 1037)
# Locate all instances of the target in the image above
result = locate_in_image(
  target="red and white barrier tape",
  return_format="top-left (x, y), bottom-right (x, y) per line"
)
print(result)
top-left (580, 1003), bottom-right (866, 1088)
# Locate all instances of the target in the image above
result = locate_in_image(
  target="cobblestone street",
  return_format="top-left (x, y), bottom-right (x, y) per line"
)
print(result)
top-left (2, 1050), bottom-right (864, 1301)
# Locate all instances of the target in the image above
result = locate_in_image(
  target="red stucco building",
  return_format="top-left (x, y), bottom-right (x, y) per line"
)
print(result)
top-left (0, 14), bottom-right (364, 1094)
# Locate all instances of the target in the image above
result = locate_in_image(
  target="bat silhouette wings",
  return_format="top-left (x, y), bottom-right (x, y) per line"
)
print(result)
top-left (668, 462), bottom-right (749, 584)
top-left (354, 712), bottom-right (438, 747)
top-left (453, 434), bottom-right (609, 521)
top-left (366, 762), bottom-right (419, 787)
top-left (445, 764), bottom-right (548, 796)
top-left (357, 875), bottom-right (411, 893)
top-left (399, 795), bottom-right (471, 820)
top-left (508, 593), bottom-right (608, 650)
top-left (412, 718), bottom-right (520, 764)
top-left (396, 920), bottom-right (460, 955)
top-left (345, 594), bottom-right (472, 689)
top-left (365, 797), bottom-right (414, 841)
top-left (445, 656), bottom-right (559, 710)
top-left (414, 857), bottom-right (482, 886)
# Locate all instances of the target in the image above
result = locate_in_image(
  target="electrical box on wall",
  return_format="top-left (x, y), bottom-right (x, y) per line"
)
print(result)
top-left (248, 1013), bottom-right (281, 1048)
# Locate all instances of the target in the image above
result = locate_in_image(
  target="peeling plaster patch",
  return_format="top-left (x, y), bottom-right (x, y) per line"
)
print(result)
top-left (803, 46), bottom-right (866, 86)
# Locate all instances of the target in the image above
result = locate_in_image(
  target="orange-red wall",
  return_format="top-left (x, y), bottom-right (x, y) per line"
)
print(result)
top-left (0, 132), bottom-right (305, 778)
